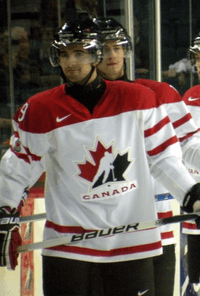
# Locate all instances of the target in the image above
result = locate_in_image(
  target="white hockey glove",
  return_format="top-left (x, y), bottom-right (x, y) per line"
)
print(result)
top-left (182, 183), bottom-right (200, 228)
top-left (0, 206), bottom-right (22, 270)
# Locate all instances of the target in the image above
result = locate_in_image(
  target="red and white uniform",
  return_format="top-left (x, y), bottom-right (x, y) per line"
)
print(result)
top-left (182, 85), bottom-right (200, 234)
top-left (135, 79), bottom-right (200, 245)
top-left (0, 80), bottom-right (196, 262)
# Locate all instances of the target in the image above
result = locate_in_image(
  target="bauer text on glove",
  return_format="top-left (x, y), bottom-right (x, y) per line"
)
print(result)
top-left (0, 206), bottom-right (22, 270)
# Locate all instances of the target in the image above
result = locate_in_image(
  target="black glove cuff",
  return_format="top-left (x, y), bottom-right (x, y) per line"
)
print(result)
top-left (182, 183), bottom-right (200, 213)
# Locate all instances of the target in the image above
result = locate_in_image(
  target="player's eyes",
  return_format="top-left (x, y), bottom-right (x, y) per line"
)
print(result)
top-left (60, 51), bottom-right (86, 60)
top-left (103, 47), bottom-right (122, 54)
top-left (113, 46), bottom-right (122, 52)
top-left (75, 52), bottom-right (84, 58)
top-left (60, 53), bottom-right (69, 58)
top-left (104, 47), bottom-right (110, 53)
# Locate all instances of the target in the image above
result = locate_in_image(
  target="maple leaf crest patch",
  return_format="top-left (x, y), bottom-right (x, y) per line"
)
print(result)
top-left (76, 138), bottom-right (137, 201)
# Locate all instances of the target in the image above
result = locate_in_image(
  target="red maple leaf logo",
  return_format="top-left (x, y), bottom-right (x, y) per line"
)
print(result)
top-left (77, 140), bottom-right (112, 183)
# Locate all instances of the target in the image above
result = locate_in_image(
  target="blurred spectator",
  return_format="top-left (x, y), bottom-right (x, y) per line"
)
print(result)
top-left (163, 58), bottom-right (191, 85)
top-left (162, 48), bottom-right (200, 95)
top-left (0, 26), bottom-right (43, 145)
top-left (0, 26), bottom-right (43, 106)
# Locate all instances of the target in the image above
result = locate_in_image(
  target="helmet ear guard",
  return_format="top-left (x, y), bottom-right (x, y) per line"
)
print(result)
top-left (49, 43), bottom-right (60, 67)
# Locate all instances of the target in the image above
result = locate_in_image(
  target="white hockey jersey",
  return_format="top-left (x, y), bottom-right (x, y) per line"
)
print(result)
top-left (135, 79), bottom-right (200, 245)
top-left (0, 80), bottom-right (196, 262)
top-left (182, 84), bottom-right (200, 235)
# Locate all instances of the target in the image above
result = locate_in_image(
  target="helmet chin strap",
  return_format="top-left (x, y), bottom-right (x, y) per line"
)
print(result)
top-left (62, 65), bottom-right (96, 88)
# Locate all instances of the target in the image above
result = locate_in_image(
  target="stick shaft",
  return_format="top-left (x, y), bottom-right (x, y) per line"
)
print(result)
top-left (18, 211), bottom-right (200, 253)
top-left (19, 213), bottom-right (46, 224)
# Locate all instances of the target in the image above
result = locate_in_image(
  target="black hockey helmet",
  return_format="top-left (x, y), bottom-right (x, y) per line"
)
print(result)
top-left (49, 19), bottom-right (103, 67)
top-left (190, 34), bottom-right (200, 65)
top-left (93, 17), bottom-right (132, 56)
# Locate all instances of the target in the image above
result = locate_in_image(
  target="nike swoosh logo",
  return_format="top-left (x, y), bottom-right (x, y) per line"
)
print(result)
top-left (56, 114), bottom-right (71, 122)
top-left (188, 96), bottom-right (199, 101)
top-left (138, 289), bottom-right (149, 296)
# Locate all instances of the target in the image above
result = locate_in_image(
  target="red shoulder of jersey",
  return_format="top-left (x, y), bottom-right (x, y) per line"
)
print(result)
top-left (134, 78), bottom-right (182, 104)
top-left (104, 80), bottom-right (161, 110)
top-left (182, 85), bottom-right (200, 107)
top-left (13, 80), bottom-right (159, 134)
top-left (13, 84), bottom-right (67, 133)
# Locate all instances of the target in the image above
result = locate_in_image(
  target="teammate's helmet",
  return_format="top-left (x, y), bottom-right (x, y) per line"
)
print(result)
top-left (50, 19), bottom-right (103, 67)
top-left (93, 17), bottom-right (132, 56)
top-left (190, 34), bottom-right (200, 65)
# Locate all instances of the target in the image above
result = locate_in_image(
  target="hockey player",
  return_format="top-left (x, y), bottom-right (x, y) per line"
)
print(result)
top-left (95, 17), bottom-right (200, 296)
top-left (182, 35), bottom-right (200, 284)
top-left (0, 19), bottom-right (200, 296)
top-left (96, 18), bottom-right (132, 81)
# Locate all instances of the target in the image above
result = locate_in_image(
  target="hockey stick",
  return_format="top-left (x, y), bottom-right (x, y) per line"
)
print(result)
top-left (18, 211), bottom-right (200, 253)
top-left (19, 212), bottom-right (47, 224)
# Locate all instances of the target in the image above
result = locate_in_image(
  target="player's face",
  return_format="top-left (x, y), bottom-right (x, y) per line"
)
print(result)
top-left (195, 51), bottom-right (200, 78)
top-left (59, 44), bottom-right (94, 84)
top-left (97, 40), bottom-right (124, 80)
